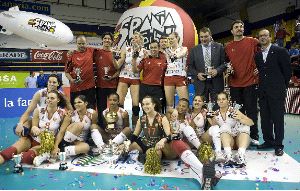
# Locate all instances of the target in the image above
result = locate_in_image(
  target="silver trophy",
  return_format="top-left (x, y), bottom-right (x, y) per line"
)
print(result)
top-left (103, 66), bottom-right (110, 79)
top-left (226, 62), bottom-right (234, 76)
top-left (13, 154), bottom-right (23, 173)
top-left (229, 102), bottom-right (243, 118)
top-left (112, 47), bottom-right (121, 60)
top-left (58, 152), bottom-right (68, 170)
top-left (74, 67), bottom-right (82, 84)
top-left (205, 66), bottom-right (214, 79)
top-left (206, 101), bottom-right (215, 118)
top-left (171, 120), bottom-right (181, 140)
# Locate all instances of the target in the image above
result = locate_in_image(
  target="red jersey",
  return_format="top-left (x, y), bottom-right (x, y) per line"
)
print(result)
top-left (138, 53), bottom-right (167, 86)
top-left (94, 49), bottom-right (118, 88)
top-left (65, 47), bottom-right (95, 92)
top-left (225, 37), bottom-right (259, 87)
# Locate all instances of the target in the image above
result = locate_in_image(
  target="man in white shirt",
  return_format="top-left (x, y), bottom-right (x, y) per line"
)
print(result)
top-left (25, 72), bottom-right (37, 88)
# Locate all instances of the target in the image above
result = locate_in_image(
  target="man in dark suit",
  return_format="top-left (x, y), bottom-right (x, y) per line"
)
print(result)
top-left (188, 27), bottom-right (226, 103)
top-left (255, 29), bottom-right (291, 156)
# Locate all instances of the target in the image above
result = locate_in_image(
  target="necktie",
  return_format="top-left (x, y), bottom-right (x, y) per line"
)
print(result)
top-left (204, 46), bottom-right (211, 67)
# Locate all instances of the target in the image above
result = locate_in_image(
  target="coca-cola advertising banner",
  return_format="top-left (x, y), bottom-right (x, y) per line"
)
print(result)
top-left (31, 49), bottom-right (67, 63)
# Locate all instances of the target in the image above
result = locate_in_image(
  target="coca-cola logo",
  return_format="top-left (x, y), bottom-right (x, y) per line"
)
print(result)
top-left (33, 51), bottom-right (63, 61)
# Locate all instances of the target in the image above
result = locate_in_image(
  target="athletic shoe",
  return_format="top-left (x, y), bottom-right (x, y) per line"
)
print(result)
top-left (33, 153), bottom-right (50, 166)
top-left (215, 151), bottom-right (226, 163)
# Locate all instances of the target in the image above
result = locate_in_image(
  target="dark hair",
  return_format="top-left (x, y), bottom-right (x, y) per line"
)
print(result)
top-left (230, 20), bottom-right (244, 30)
top-left (217, 91), bottom-right (229, 100)
top-left (76, 35), bottom-right (86, 40)
top-left (108, 92), bottom-right (120, 101)
top-left (74, 95), bottom-right (88, 103)
top-left (47, 74), bottom-right (62, 89)
top-left (170, 32), bottom-right (180, 42)
top-left (48, 90), bottom-right (66, 108)
top-left (142, 96), bottom-right (162, 112)
top-left (179, 98), bottom-right (190, 105)
top-left (199, 27), bottom-right (212, 35)
top-left (101, 32), bottom-right (114, 41)
top-left (159, 36), bottom-right (168, 40)
top-left (193, 95), bottom-right (205, 102)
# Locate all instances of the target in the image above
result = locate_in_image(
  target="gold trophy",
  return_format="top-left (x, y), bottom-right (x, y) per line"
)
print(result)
top-left (13, 154), bottom-right (23, 173)
top-left (74, 67), bottom-right (82, 84)
top-left (104, 111), bottom-right (118, 130)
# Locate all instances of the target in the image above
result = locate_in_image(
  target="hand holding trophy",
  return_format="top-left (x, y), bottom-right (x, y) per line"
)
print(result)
top-left (228, 101), bottom-right (242, 118)
top-left (74, 67), bottom-right (83, 84)
top-left (103, 66), bottom-right (111, 80)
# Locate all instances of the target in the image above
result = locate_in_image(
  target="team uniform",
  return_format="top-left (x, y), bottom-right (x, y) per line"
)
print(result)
top-left (164, 46), bottom-right (188, 86)
top-left (134, 113), bottom-right (166, 152)
top-left (214, 108), bottom-right (250, 137)
top-left (138, 53), bottom-right (167, 102)
top-left (94, 49), bottom-right (118, 126)
top-left (119, 46), bottom-right (147, 85)
top-left (65, 47), bottom-right (96, 108)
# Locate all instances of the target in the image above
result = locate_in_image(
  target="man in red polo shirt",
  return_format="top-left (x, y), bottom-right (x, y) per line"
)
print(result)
top-left (65, 35), bottom-right (96, 109)
top-left (94, 32), bottom-right (119, 127)
top-left (225, 20), bottom-right (260, 145)
top-left (132, 41), bottom-right (167, 110)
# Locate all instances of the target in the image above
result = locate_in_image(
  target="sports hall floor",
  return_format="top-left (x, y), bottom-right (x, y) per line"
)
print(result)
top-left (0, 114), bottom-right (299, 190)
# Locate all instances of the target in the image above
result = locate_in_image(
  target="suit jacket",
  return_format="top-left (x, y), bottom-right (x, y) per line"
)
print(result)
top-left (188, 42), bottom-right (226, 94)
top-left (254, 45), bottom-right (291, 99)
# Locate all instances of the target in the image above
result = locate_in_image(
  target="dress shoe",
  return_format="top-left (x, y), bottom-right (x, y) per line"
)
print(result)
top-left (257, 142), bottom-right (273, 149)
top-left (275, 148), bottom-right (284, 156)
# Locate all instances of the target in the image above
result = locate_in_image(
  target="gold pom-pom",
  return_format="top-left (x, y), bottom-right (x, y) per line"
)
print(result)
top-left (38, 131), bottom-right (55, 155)
top-left (144, 148), bottom-right (161, 175)
top-left (197, 142), bottom-right (215, 164)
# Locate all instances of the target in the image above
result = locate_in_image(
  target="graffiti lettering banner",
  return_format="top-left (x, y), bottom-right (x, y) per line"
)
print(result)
top-left (115, 6), bottom-right (183, 49)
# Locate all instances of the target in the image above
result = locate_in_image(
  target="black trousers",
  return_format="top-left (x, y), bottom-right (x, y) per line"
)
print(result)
top-left (70, 87), bottom-right (96, 109)
top-left (230, 85), bottom-right (259, 140)
top-left (259, 93), bottom-right (285, 149)
top-left (96, 87), bottom-right (117, 128)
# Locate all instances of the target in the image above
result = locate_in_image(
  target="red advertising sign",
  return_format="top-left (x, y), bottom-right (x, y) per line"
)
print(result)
top-left (32, 49), bottom-right (67, 63)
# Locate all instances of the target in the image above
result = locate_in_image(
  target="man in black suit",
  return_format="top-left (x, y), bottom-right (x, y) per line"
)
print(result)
top-left (188, 27), bottom-right (226, 103)
top-left (255, 29), bottom-right (291, 156)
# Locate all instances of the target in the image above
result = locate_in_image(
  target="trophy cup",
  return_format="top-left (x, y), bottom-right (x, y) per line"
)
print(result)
top-left (112, 47), bottom-right (121, 60)
top-left (228, 102), bottom-right (242, 118)
top-left (13, 154), bottom-right (23, 173)
top-left (58, 152), bottom-right (68, 170)
top-left (205, 66), bottom-right (214, 79)
top-left (171, 120), bottom-right (181, 140)
top-left (206, 101), bottom-right (215, 118)
top-left (105, 111), bottom-right (118, 130)
top-left (103, 66), bottom-right (110, 80)
top-left (74, 67), bottom-right (83, 84)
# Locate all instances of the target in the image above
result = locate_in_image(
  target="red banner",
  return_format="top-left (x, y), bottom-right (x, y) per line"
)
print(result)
top-left (32, 49), bottom-right (67, 63)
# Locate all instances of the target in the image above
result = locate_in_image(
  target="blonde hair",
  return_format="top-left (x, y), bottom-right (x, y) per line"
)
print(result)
top-left (133, 31), bottom-right (144, 47)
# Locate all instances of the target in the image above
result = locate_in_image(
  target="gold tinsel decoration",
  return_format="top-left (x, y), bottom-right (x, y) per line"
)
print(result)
top-left (144, 148), bottom-right (161, 175)
top-left (38, 131), bottom-right (55, 155)
top-left (197, 142), bottom-right (215, 164)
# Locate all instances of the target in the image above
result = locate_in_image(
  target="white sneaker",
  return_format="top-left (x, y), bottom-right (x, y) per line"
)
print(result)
top-left (92, 145), bottom-right (105, 155)
top-left (215, 151), bottom-right (226, 163)
top-left (33, 153), bottom-right (50, 166)
top-left (251, 139), bottom-right (260, 146)
top-left (234, 152), bottom-right (246, 166)
top-left (224, 153), bottom-right (234, 164)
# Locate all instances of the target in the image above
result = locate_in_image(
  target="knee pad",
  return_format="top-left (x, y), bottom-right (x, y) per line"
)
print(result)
top-left (132, 106), bottom-right (140, 116)
top-left (0, 146), bottom-right (17, 161)
top-left (171, 140), bottom-right (190, 156)
top-left (208, 125), bottom-right (220, 137)
top-left (21, 150), bottom-right (36, 164)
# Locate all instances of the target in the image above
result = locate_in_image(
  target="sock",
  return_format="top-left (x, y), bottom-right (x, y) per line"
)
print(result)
top-left (64, 131), bottom-right (78, 142)
top-left (65, 146), bottom-right (76, 157)
top-left (208, 125), bottom-right (222, 152)
top-left (238, 148), bottom-right (246, 155)
top-left (112, 132), bottom-right (127, 145)
top-left (91, 129), bottom-right (104, 147)
top-left (180, 124), bottom-right (201, 149)
top-left (180, 150), bottom-right (203, 182)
